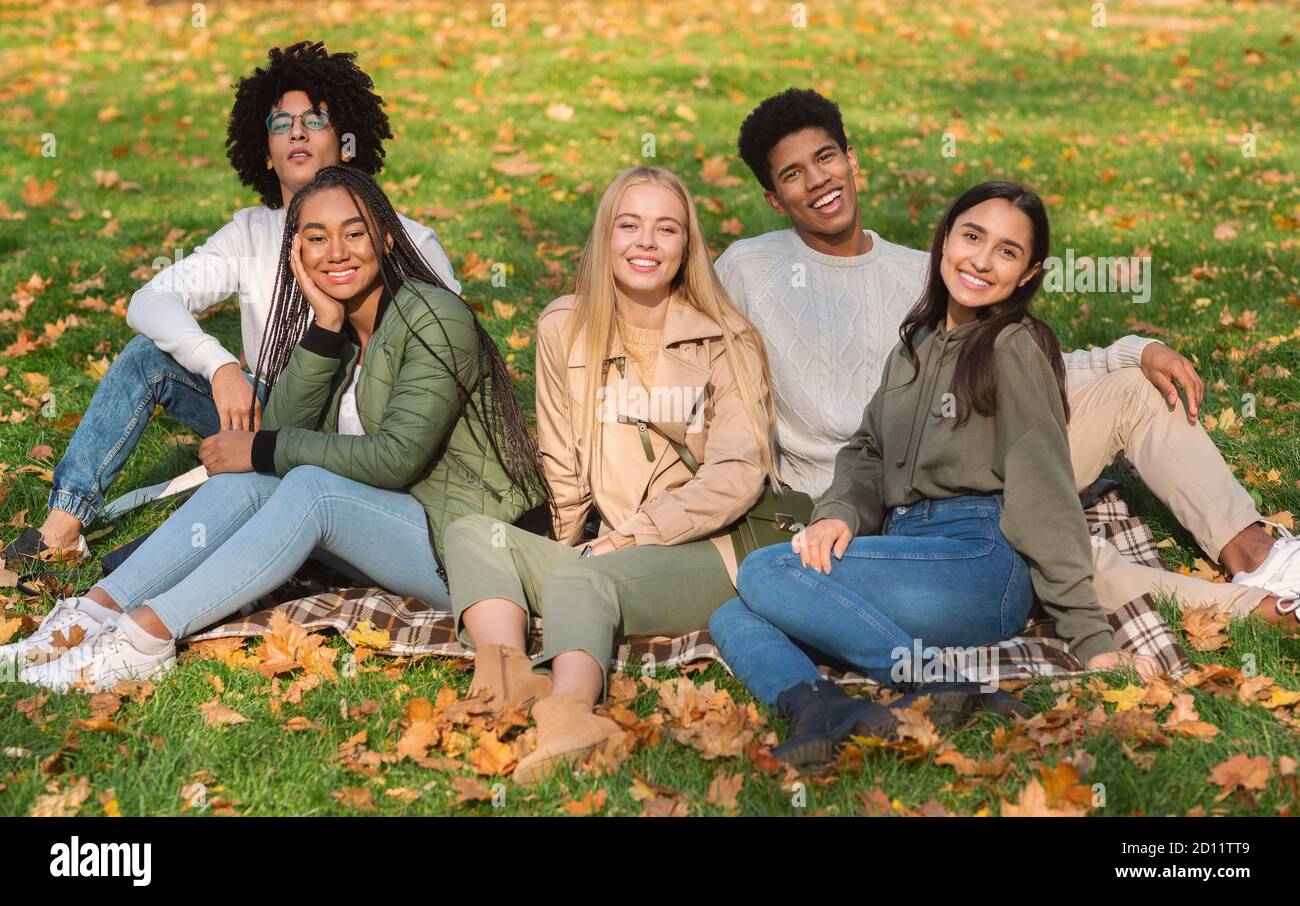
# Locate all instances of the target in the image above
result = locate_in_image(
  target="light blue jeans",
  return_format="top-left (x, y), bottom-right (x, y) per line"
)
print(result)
top-left (708, 495), bottom-right (1035, 707)
top-left (51, 335), bottom-right (268, 525)
top-left (97, 465), bottom-right (450, 640)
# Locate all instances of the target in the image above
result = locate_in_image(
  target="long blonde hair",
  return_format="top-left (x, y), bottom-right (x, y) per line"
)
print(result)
top-left (566, 165), bottom-right (779, 489)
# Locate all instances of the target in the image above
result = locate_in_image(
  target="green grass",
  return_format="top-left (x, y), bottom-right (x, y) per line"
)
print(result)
top-left (1, 0), bottom-right (1298, 816)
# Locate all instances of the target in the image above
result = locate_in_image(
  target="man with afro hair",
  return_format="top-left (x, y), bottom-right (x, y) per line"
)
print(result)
top-left (713, 87), bottom-right (1298, 644)
top-left (6, 41), bottom-right (459, 567)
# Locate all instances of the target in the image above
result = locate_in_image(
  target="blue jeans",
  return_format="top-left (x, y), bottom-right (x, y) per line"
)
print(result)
top-left (708, 495), bottom-right (1035, 707)
top-left (50, 335), bottom-right (266, 525)
top-left (97, 465), bottom-right (449, 640)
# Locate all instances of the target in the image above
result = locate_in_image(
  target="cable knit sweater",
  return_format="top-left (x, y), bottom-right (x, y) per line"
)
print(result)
top-left (715, 228), bottom-right (1156, 499)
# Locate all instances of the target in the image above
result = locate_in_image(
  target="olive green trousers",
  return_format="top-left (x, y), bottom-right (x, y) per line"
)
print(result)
top-left (444, 514), bottom-right (735, 695)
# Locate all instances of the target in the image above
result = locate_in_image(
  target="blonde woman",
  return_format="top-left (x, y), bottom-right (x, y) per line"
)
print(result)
top-left (444, 166), bottom-right (777, 783)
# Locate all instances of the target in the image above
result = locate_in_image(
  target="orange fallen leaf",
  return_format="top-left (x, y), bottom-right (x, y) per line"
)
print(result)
top-left (466, 730), bottom-right (516, 776)
top-left (1180, 605), bottom-right (1232, 651)
top-left (705, 771), bottom-right (743, 809)
top-left (451, 775), bottom-right (493, 805)
top-left (1207, 753), bottom-right (1271, 794)
top-left (330, 786), bottom-right (375, 812)
top-left (199, 700), bottom-right (248, 727)
top-left (1160, 694), bottom-right (1220, 740)
top-left (20, 176), bottom-right (58, 207)
top-left (1000, 778), bottom-right (1088, 817)
top-left (563, 788), bottom-right (608, 816)
top-left (29, 775), bottom-right (90, 817)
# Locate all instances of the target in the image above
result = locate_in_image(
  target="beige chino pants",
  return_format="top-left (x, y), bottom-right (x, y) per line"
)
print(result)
top-left (1066, 368), bottom-right (1268, 617)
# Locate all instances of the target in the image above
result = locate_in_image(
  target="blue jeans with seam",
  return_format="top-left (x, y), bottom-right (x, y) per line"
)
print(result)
top-left (96, 465), bottom-right (449, 640)
top-left (50, 335), bottom-right (266, 525)
top-left (708, 495), bottom-right (1035, 707)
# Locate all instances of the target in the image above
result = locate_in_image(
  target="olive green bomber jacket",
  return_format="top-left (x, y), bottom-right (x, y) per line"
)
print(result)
top-left (811, 317), bottom-right (1120, 666)
top-left (251, 278), bottom-right (540, 578)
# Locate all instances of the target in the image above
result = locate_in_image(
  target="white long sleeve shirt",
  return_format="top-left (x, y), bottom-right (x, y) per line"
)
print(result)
top-left (715, 228), bottom-right (1157, 499)
top-left (127, 205), bottom-right (461, 383)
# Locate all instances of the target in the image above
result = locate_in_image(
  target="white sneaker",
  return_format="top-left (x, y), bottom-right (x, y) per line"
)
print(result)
top-left (1234, 523), bottom-right (1300, 597)
top-left (21, 616), bottom-right (176, 693)
top-left (0, 596), bottom-right (116, 671)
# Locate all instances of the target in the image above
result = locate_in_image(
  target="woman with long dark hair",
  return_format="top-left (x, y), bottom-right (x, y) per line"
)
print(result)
top-left (709, 181), bottom-right (1160, 769)
top-left (19, 166), bottom-right (548, 690)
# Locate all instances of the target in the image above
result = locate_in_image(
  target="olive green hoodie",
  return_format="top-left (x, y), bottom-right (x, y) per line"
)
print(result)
top-left (812, 316), bottom-right (1120, 665)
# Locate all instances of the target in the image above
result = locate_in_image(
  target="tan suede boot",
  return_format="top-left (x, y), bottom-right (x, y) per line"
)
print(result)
top-left (512, 693), bottom-right (627, 784)
top-left (469, 644), bottom-right (552, 712)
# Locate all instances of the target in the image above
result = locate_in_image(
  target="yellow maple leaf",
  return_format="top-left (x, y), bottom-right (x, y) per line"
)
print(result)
top-left (347, 620), bottom-right (391, 651)
top-left (1264, 688), bottom-right (1300, 709)
top-left (1102, 684), bottom-right (1146, 713)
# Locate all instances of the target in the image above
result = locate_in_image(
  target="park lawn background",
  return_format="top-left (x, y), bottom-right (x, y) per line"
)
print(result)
top-left (0, 0), bottom-right (1298, 816)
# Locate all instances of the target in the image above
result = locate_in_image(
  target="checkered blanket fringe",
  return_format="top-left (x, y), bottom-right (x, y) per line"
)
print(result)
top-left (185, 479), bottom-right (1192, 683)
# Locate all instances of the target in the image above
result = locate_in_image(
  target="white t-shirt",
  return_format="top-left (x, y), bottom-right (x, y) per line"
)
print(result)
top-left (336, 364), bottom-right (365, 436)
top-left (127, 204), bottom-right (460, 383)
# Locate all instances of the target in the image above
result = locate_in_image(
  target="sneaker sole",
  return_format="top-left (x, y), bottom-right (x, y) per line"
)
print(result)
top-left (34, 654), bottom-right (176, 694)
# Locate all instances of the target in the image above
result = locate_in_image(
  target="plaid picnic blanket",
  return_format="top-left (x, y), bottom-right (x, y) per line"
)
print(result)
top-left (186, 479), bottom-right (1192, 682)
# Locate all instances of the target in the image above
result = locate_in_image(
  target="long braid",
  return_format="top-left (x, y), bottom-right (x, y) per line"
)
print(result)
top-left (249, 166), bottom-right (551, 512)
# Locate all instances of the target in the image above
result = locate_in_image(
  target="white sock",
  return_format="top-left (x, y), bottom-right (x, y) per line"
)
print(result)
top-left (75, 597), bottom-right (120, 624)
top-left (114, 612), bottom-right (173, 655)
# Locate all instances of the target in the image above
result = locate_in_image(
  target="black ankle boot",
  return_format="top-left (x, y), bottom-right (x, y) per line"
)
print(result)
top-left (889, 681), bottom-right (1029, 728)
top-left (771, 681), bottom-right (899, 769)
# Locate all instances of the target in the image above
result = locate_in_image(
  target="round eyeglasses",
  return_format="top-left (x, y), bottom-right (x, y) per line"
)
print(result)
top-left (266, 108), bottom-right (331, 134)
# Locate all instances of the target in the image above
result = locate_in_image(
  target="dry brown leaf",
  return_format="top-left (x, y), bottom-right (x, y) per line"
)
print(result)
top-left (255, 611), bottom-right (336, 680)
top-left (1207, 753), bottom-right (1271, 793)
top-left (934, 747), bottom-right (979, 776)
top-left (29, 775), bottom-right (90, 817)
top-left (505, 327), bottom-right (533, 350)
top-left (111, 675), bottom-right (154, 701)
top-left (199, 700), bottom-right (248, 727)
top-left (184, 636), bottom-right (261, 671)
top-left (705, 771), bottom-right (743, 809)
top-left (451, 775), bottom-right (493, 805)
top-left (1161, 694), bottom-right (1220, 740)
top-left (1000, 778), bottom-right (1088, 817)
top-left (892, 698), bottom-right (942, 751)
top-left (1212, 221), bottom-right (1239, 241)
top-left (492, 155), bottom-right (543, 177)
top-left (75, 717), bottom-right (120, 733)
top-left (87, 692), bottom-right (121, 719)
top-left (331, 786), bottom-right (375, 812)
top-left (20, 176), bottom-right (58, 207)
top-left (1180, 605), bottom-right (1232, 651)
top-left (699, 155), bottom-right (741, 187)
top-left (0, 615), bottom-right (22, 644)
top-left (466, 730), bottom-right (516, 776)
top-left (563, 788), bottom-right (608, 816)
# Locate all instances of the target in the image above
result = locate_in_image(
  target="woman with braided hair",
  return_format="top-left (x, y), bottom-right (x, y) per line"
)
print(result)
top-left (18, 167), bottom-right (549, 691)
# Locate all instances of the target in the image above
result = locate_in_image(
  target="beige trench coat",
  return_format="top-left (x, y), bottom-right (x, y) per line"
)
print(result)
top-left (534, 294), bottom-right (768, 584)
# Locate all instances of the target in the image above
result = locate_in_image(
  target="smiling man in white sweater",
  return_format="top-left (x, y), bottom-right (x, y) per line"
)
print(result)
top-left (4, 41), bottom-right (459, 568)
top-left (714, 88), bottom-right (1300, 633)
